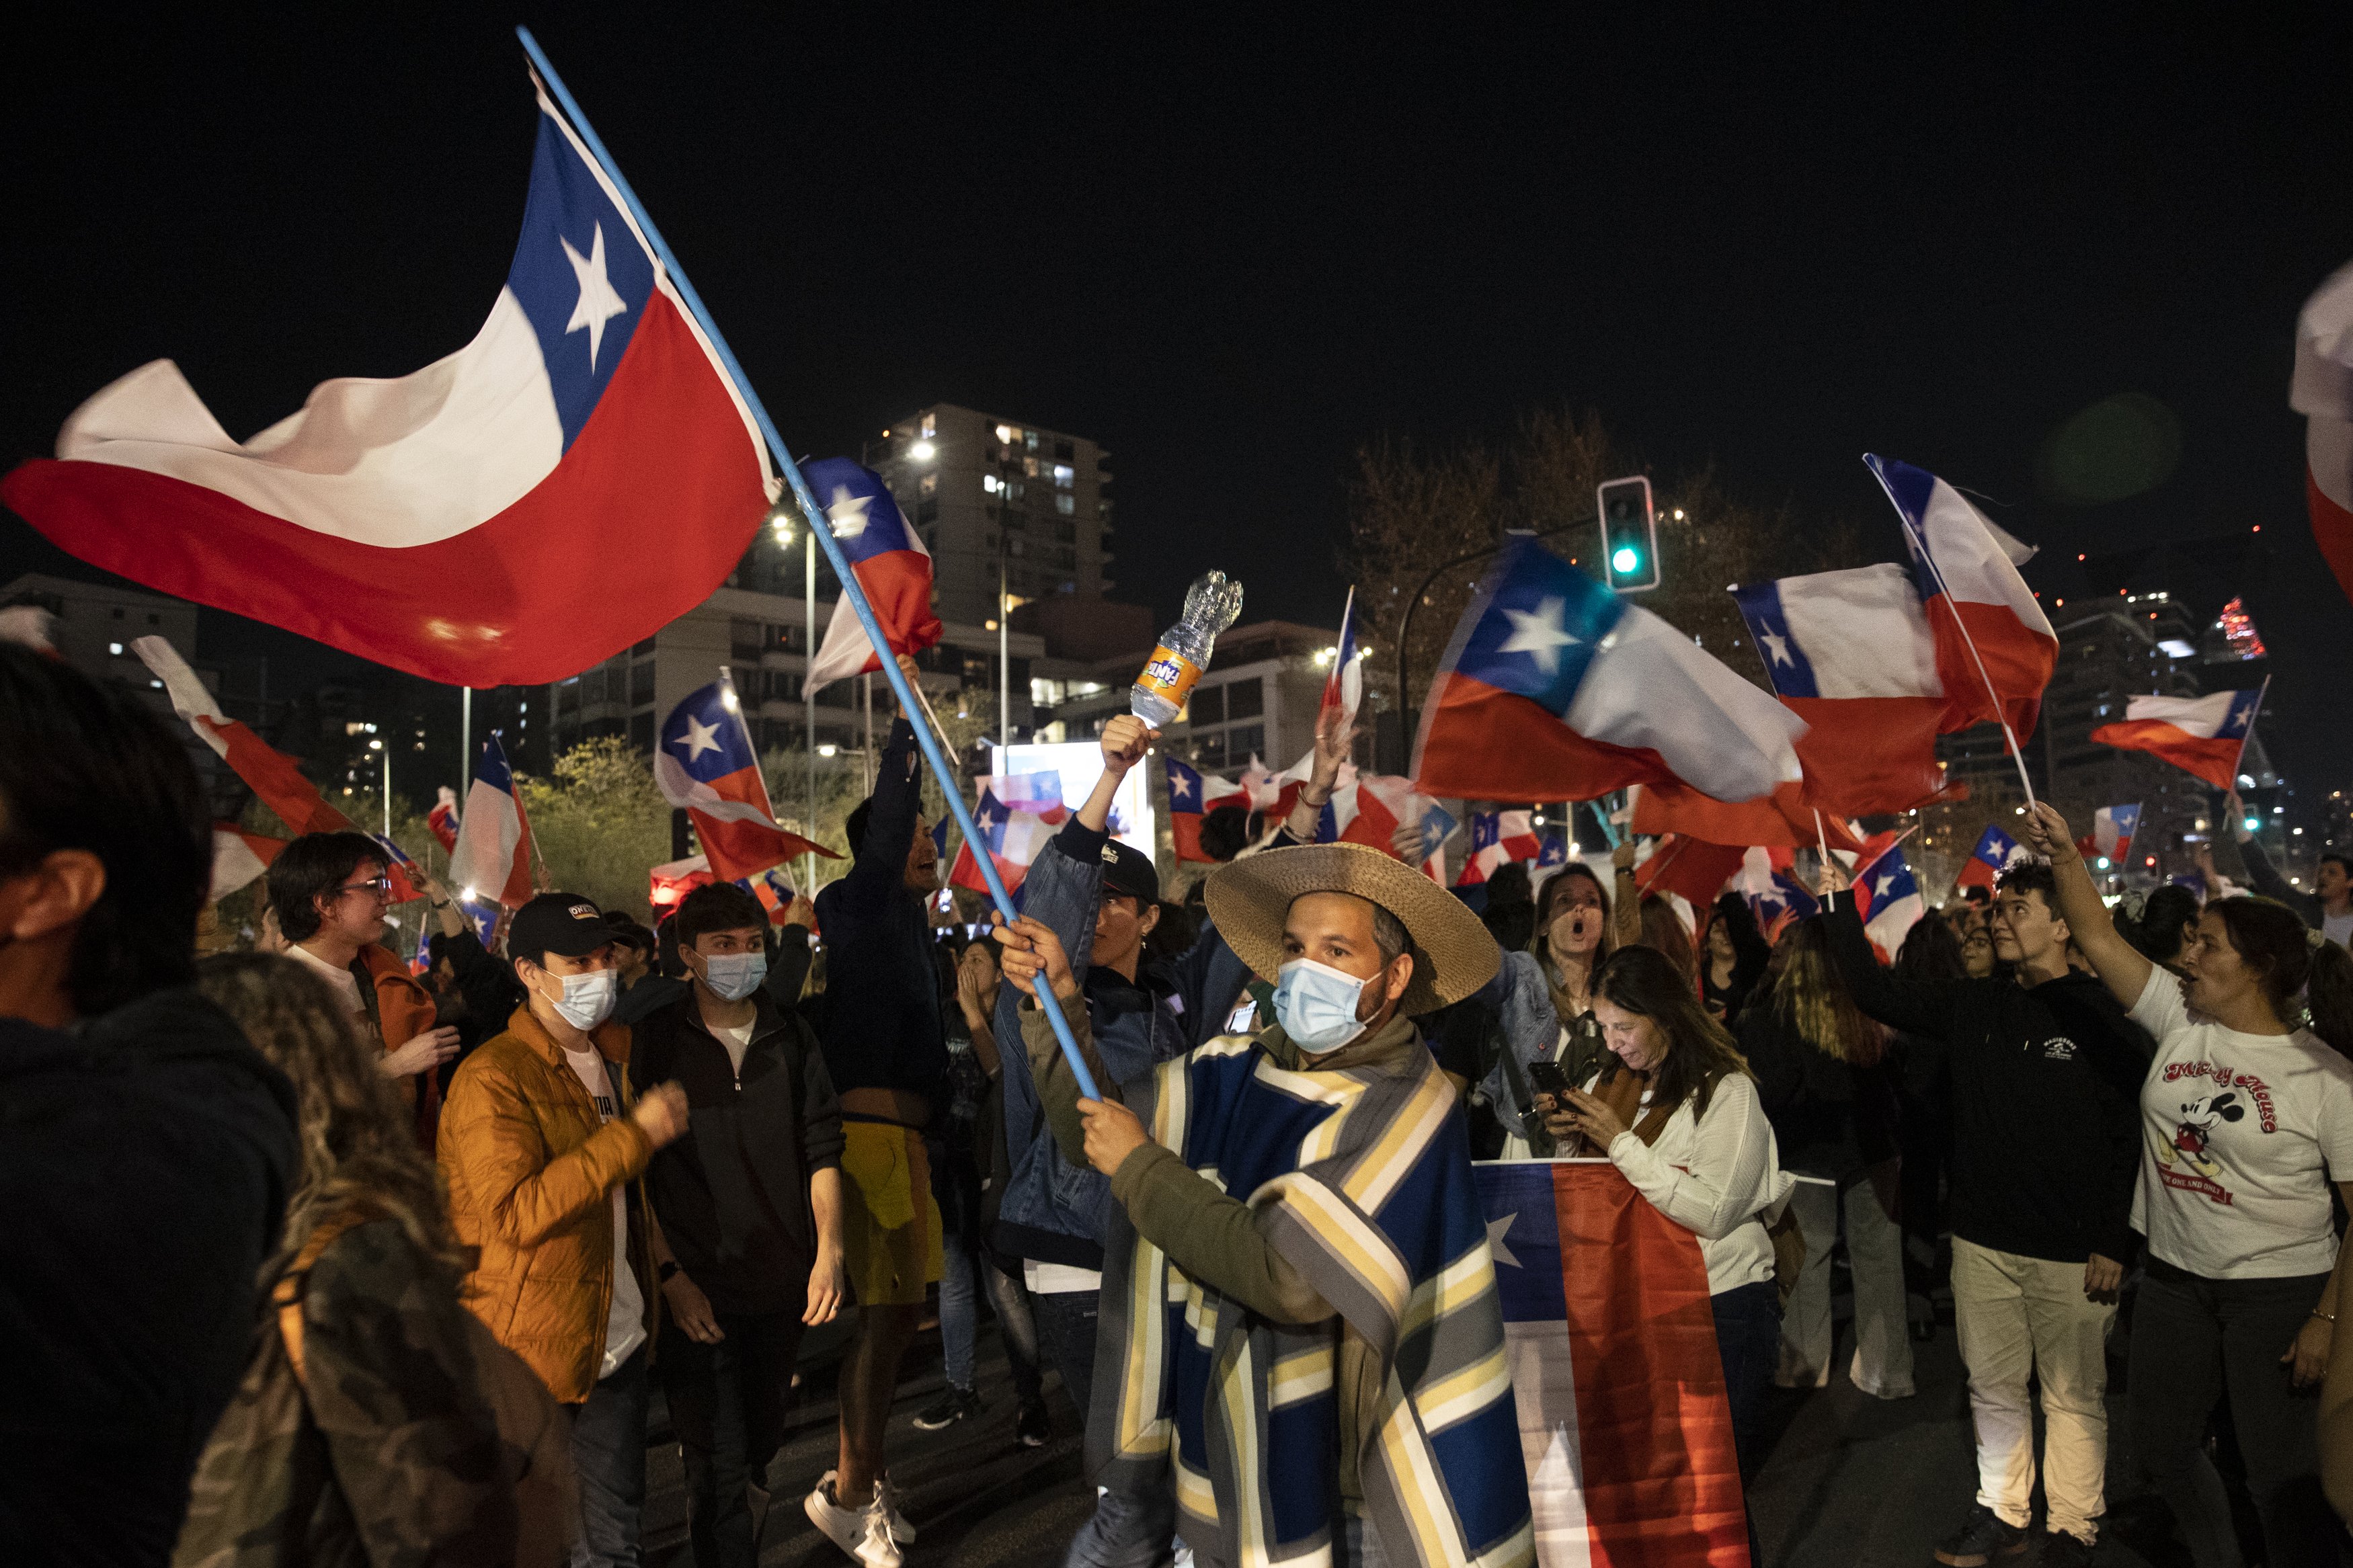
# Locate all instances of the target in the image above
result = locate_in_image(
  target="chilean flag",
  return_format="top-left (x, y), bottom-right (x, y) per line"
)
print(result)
top-left (1, 75), bottom-right (775, 685)
top-left (1855, 835), bottom-right (1927, 956)
top-left (1478, 1161), bottom-right (1751, 1567)
top-left (1864, 456), bottom-right (2057, 743)
top-left (1636, 834), bottom-right (1748, 908)
top-left (210, 826), bottom-right (289, 903)
top-left (1631, 780), bottom-right (1865, 854)
top-left (427, 787), bottom-right (461, 856)
top-left (1737, 848), bottom-right (1820, 934)
top-left (1955, 823), bottom-right (2027, 893)
top-left (1166, 755), bottom-right (1246, 863)
top-left (654, 671), bottom-right (835, 880)
top-left (1329, 772), bottom-right (1421, 858)
top-left (803, 458), bottom-right (945, 692)
top-left (132, 635), bottom-right (361, 841)
top-left (949, 788), bottom-right (1057, 897)
top-left (1414, 535), bottom-right (1804, 806)
top-left (978, 770), bottom-right (1071, 825)
top-left (1319, 587), bottom-right (1363, 731)
top-left (2295, 259), bottom-right (2353, 604)
top-left (1730, 564), bottom-right (1951, 815)
top-left (1455, 810), bottom-right (1543, 886)
top-left (2083, 802), bottom-right (2143, 867)
top-left (1415, 802), bottom-right (1459, 882)
top-left (447, 735), bottom-right (535, 909)
top-left (2092, 689), bottom-right (2266, 791)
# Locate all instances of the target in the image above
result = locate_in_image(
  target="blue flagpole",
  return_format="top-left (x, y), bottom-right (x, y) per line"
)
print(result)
top-left (516, 28), bottom-right (1102, 1102)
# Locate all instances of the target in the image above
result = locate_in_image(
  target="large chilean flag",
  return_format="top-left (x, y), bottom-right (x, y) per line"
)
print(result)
top-left (1864, 456), bottom-right (2056, 744)
top-left (1413, 535), bottom-right (1805, 806)
top-left (1478, 1160), bottom-right (1751, 1567)
top-left (0, 75), bottom-right (775, 686)
top-left (2092, 688), bottom-right (2266, 790)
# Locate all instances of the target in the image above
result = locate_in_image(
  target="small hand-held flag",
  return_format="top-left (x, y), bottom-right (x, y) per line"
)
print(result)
top-left (2079, 803), bottom-right (2143, 866)
top-left (427, 787), bottom-right (461, 855)
top-left (654, 670), bottom-right (836, 880)
top-left (2, 72), bottom-right (776, 684)
top-left (2091, 688), bottom-right (2267, 791)
top-left (1956, 823), bottom-right (2027, 893)
top-left (949, 788), bottom-right (1058, 896)
top-left (1166, 755), bottom-right (1246, 863)
top-left (447, 735), bottom-right (536, 909)
top-left (1318, 587), bottom-right (1362, 732)
top-left (802, 458), bottom-right (945, 693)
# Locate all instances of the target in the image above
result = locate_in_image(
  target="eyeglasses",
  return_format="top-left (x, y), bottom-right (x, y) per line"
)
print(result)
top-left (333, 876), bottom-right (394, 900)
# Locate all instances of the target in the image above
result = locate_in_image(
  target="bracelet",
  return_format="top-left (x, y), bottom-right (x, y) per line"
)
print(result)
top-left (658, 1261), bottom-right (680, 1284)
top-left (430, 900), bottom-right (451, 910)
top-left (1300, 788), bottom-right (1331, 809)
top-left (2315, 1307), bottom-right (2338, 1323)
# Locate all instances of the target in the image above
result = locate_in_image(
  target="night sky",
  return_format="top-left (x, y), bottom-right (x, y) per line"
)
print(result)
top-left (7, 11), bottom-right (2351, 788)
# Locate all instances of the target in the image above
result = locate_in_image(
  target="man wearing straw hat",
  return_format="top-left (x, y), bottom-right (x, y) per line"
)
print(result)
top-left (996, 843), bottom-right (1534, 1568)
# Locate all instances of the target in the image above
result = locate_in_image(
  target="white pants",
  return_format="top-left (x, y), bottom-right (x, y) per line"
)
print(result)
top-left (1778, 1164), bottom-right (1913, 1398)
top-left (1951, 1238), bottom-right (2116, 1541)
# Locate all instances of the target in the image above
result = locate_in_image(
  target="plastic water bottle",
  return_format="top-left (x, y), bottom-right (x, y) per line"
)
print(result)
top-left (1131, 571), bottom-right (1245, 727)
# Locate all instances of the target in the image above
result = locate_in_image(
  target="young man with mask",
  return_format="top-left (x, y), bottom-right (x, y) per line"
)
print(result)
top-left (633, 882), bottom-right (848, 1568)
top-left (439, 892), bottom-right (691, 1568)
top-left (0, 643), bottom-right (298, 1565)
top-left (1823, 862), bottom-right (2149, 1568)
top-left (804, 657), bottom-right (947, 1568)
top-left (998, 842), bottom-right (1533, 1568)
top-left (268, 829), bottom-right (460, 1142)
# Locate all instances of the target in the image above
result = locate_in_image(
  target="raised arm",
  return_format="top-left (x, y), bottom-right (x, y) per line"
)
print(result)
top-left (2022, 802), bottom-right (2152, 1009)
top-left (1609, 837), bottom-right (1642, 950)
top-left (1821, 882), bottom-right (1956, 1041)
top-left (2229, 792), bottom-right (2320, 921)
top-left (1281, 706), bottom-right (1353, 843)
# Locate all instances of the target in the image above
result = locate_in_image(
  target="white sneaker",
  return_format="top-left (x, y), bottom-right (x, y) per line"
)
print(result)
top-left (803, 1473), bottom-right (903, 1567)
top-left (878, 1473), bottom-right (920, 1542)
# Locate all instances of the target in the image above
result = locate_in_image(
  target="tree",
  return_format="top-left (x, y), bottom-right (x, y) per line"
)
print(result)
top-left (517, 737), bottom-right (673, 921)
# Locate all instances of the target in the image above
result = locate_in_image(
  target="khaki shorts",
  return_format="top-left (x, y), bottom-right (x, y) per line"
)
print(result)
top-left (838, 1120), bottom-right (944, 1307)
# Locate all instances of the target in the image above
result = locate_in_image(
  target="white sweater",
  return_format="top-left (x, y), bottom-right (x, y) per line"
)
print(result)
top-left (1603, 1072), bottom-right (1793, 1295)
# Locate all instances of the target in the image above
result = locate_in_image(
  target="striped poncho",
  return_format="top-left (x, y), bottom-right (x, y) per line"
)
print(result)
top-left (1089, 1028), bottom-right (1534, 1568)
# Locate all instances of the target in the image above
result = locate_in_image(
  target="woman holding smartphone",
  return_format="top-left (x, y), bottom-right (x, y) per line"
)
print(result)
top-left (1537, 944), bottom-right (1794, 1479)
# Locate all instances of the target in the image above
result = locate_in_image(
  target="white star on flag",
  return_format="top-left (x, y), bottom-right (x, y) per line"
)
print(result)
top-left (1497, 595), bottom-right (1579, 675)
top-left (1760, 629), bottom-right (1794, 667)
top-left (1486, 1211), bottom-right (1521, 1269)
top-left (672, 714), bottom-right (722, 761)
top-left (975, 806), bottom-right (998, 833)
top-left (1170, 772), bottom-right (1195, 803)
top-left (826, 485), bottom-right (873, 540)
top-left (560, 222), bottom-right (629, 371)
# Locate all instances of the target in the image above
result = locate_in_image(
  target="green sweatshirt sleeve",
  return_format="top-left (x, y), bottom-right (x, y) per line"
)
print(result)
top-left (1019, 993), bottom-right (1331, 1326)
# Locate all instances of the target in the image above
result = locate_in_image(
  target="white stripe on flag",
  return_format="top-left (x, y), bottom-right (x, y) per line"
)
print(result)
top-left (1506, 1321), bottom-right (1593, 1568)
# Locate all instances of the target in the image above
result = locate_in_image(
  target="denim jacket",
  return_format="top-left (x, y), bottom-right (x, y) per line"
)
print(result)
top-left (991, 817), bottom-right (1251, 1270)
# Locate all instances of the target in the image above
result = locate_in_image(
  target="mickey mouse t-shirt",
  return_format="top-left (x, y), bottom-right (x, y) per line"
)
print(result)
top-left (2130, 966), bottom-right (2353, 1279)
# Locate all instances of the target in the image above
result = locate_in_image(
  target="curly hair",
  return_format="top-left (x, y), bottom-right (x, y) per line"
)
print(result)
top-left (196, 952), bottom-right (471, 1287)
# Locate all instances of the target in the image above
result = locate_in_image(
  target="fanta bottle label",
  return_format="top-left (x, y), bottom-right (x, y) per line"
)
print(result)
top-left (1135, 645), bottom-right (1203, 708)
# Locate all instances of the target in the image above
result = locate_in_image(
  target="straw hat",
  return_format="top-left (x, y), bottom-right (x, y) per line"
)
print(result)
top-left (1204, 843), bottom-right (1499, 1015)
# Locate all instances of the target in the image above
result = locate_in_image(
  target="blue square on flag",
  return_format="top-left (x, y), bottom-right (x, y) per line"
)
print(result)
top-left (1451, 538), bottom-right (1626, 715)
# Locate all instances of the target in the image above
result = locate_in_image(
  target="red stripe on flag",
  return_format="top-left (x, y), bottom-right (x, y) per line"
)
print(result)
top-left (1555, 1163), bottom-right (1749, 1567)
top-left (2089, 720), bottom-right (2247, 790)
top-left (2311, 465), bottom-right (2353, 607)
top-left (1415, 675), bottom-right (1682, 801)
top-left (0, 294), bottom-right (766, 686)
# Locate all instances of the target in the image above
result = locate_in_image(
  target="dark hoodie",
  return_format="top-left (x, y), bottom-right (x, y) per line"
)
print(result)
top-left (0, 988), bottom-right (298, 1565)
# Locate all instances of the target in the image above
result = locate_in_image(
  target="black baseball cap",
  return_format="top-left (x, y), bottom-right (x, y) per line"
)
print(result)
top-left (1100, 839), bottom-right (1160, 906)
top-left (508, 892), bottom-right (619, 968)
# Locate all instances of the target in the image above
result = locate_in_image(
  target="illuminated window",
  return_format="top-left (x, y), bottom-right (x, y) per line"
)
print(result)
top-left (1052, 464), bottom-right (1075, 489)
top-left (919, 472), bottom-right (937, 497)
top-left (1055, 494), bottom-right (1076, 515)
top-left (920, 413), bottom-right (936, 438)
top-left (983, 474), bottom-right (1001, 494)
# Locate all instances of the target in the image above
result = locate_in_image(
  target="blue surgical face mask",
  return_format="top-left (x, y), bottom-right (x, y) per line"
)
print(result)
top-left (547, 968), bottom-right (617, 1031)
top-left (699, 950), bottom-right (766, 1003)
top-left (1272, 957), bottom-right (1378, 1053)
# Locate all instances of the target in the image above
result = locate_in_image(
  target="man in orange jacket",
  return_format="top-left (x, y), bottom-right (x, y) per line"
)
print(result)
top-left (439, 892), bottom-right (690, 1568)
top-left (266, 831), bottom-right (458, 1145)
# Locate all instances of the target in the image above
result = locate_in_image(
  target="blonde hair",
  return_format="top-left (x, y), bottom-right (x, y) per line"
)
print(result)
top-left (196, 952), bottom-right (471, 1286)
top-left (1766, 918), bottom-right (1886, 1067)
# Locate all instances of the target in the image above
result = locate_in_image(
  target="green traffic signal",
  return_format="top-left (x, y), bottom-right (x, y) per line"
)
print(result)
top-left (1594, 475), bottom-right (1659, 592)
top-left (1611, 546), bottom-right (1640, 574)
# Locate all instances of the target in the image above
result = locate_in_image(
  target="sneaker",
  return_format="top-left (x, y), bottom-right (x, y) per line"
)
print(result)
top-left (803, 1473), bottom-right (902, 1568)
top-left (1935, 1505), bottom-right (2032, 1567)
top-left (1016, 1398), bottom-right (1051, 1448)
top-left (2037, 1530), bottom-right (2096, 1567)
top-left (912, 1383), bottom-right (980, 1432)
top-left (878, 1473), bottom-right (919, 1543)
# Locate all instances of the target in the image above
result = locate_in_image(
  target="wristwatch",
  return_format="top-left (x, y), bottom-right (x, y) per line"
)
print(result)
top-left (658, 1261), bottom-right (680, 1284)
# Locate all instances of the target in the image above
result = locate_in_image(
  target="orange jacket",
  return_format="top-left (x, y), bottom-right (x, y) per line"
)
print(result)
top-left (437, 1003), bottom-right (657, 1403)
top-left (356, 942), bottom-right (442, 1145)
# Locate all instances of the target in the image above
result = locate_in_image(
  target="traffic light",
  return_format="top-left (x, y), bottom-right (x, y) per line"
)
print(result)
top-left (1595, 475), bottom-right (1659, 592)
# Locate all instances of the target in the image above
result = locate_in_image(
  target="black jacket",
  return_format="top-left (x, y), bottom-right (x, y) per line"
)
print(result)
top-left (1825, 890), bottom-right (2151, 1264)
top-left (631, 987), bottom-right (844, 1316)
top-left (0, 988), bottom-right (298, 1565)
top-left (1705, 893), bottom-right (1772, 1022)
top-left (813, 718), bottom-right (949, 1109)
top-left (1741, 1007), bottom-right (1901, 1182)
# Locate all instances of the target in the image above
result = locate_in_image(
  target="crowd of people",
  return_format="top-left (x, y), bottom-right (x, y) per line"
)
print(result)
top-left (15, 634), bottom-right (2353, 1568)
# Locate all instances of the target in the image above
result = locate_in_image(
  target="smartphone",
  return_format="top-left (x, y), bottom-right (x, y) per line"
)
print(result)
top-left (1525, 1059), bottom-right (1574, 1102)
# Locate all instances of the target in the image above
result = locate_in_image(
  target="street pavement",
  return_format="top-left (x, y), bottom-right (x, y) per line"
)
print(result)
top-left (637, 1280), bottom-right (2221, 1566)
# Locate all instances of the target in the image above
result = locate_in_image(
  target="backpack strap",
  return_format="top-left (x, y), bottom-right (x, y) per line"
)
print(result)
top-left (271, 1209), bottom-right (369, 1387)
